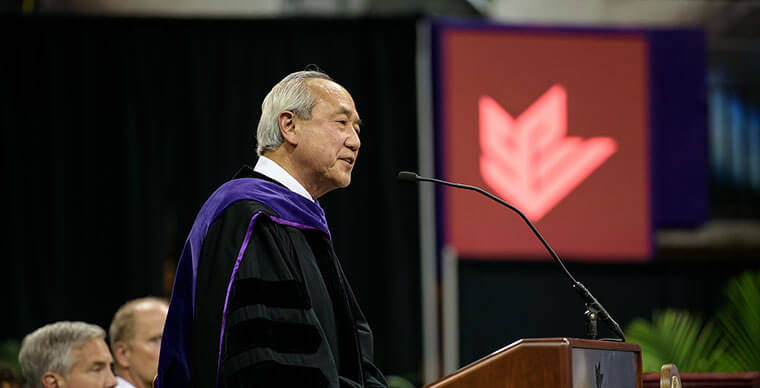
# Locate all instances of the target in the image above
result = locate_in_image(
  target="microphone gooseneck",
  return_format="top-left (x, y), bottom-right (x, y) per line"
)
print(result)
top-left (399, 170), bottom-right (625, 342)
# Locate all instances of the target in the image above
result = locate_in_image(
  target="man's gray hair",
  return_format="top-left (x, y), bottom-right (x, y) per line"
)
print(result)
top-left (256, 70), bottom-right (333, 155)
top-left (18, 321), bottom-right (106, 388)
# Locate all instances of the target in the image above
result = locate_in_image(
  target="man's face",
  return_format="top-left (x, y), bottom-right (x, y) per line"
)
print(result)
top-left (292, 78), bottom-right (361, 198)
top-left (59, 338), bottom-right (117, 388)
top-left (122, 303), bottom-right (168, 387)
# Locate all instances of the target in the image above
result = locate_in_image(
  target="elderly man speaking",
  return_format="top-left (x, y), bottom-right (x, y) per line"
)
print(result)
top-left (156, 70), bottom-right (387, 388)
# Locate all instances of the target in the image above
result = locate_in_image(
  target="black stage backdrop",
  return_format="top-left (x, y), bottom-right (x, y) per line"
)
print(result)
top-left (0, 16), bottom-right (421, 375)
top-left (4, 14), bottom-right (760, 382)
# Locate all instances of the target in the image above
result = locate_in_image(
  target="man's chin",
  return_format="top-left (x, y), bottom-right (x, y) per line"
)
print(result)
top-left (337, 174), bottom-right (352, 188)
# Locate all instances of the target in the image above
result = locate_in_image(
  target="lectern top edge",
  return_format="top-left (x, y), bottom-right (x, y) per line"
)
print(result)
top-left (425, 338), bottom-right (643, 388)
top-left (489, 337), bottom-right (640, 356)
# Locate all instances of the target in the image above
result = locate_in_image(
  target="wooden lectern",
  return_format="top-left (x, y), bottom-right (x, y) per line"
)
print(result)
top-left (425, 338), bottom-right (642, 388)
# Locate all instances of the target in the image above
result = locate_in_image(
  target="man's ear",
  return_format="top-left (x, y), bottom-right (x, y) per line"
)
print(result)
top-left (41, 371), bottom-right (62, 388)
top-left (278, 110), bottom-right (298, 146)
top-left (113, 341), bottom-right (131, 368)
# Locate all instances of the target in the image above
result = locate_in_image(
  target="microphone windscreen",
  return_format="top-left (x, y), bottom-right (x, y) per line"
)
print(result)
top-left (397, 171), bottom-right (419, 182)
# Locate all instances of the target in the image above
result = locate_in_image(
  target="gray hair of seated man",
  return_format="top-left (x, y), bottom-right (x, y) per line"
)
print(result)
top-left (18, 321), bottom-right (106, 388)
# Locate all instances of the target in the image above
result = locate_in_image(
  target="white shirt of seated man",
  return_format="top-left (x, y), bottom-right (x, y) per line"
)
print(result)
top-left (115, 376), bottom-right (136, 388)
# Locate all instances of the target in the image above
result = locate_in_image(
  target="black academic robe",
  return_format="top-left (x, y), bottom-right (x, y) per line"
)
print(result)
top-left (156, 168), bottom-right (387, 388)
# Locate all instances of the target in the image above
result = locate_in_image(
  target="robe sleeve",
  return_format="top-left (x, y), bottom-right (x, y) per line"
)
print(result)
top-left (341, 274), bottom-right (389, 388)
top-left (356, 321), bottom-right (389, 388)
top-left (336, 320), bottom-right (388, 388)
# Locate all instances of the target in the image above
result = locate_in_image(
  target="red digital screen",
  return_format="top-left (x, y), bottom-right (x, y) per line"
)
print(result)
top-left (440, 28), bottom-right (651, 261)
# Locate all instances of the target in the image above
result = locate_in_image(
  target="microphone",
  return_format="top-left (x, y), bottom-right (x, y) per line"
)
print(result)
top-left (398, 170), bottom-right (626, 341)
top-left (397, 171), bottom-right (419, 182)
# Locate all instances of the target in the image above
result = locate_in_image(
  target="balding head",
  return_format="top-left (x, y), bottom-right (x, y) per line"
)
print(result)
top-left (109, 297), bottom-right (168, 388)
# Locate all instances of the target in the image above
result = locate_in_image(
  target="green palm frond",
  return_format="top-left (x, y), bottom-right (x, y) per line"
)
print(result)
top-left (625, 310), bottom-right (727, 372)
top-left (387, 375), bottom-right (416, 388)
top-left (715, 271), bottom-right (760, 372)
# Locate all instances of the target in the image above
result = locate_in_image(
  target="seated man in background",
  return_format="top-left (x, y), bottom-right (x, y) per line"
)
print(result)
top-left (18, 321), bottom-right (118, 388)
top-left (109, 297), bottom-right (168, 388)
top-left (0, 361), bottom-right (23, 388)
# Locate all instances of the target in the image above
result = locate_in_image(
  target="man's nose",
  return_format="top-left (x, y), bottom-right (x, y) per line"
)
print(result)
top-left (346, 130), bottom-right (360, 151)
top-left (105, 369), bottom-right (118, 388)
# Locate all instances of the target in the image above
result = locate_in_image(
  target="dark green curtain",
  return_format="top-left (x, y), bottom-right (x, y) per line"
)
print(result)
top-left (0, 15), bottom-right (421, 375)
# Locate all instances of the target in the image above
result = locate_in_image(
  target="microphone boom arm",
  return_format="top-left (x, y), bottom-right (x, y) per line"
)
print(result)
top-left (401, 171), bottom-right (626, 341)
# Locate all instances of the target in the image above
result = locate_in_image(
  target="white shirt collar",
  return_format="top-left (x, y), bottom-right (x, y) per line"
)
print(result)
top-left (253, 156), bottom-right (314, 202)
top-left (115, 376), bottom-right (136, 388)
